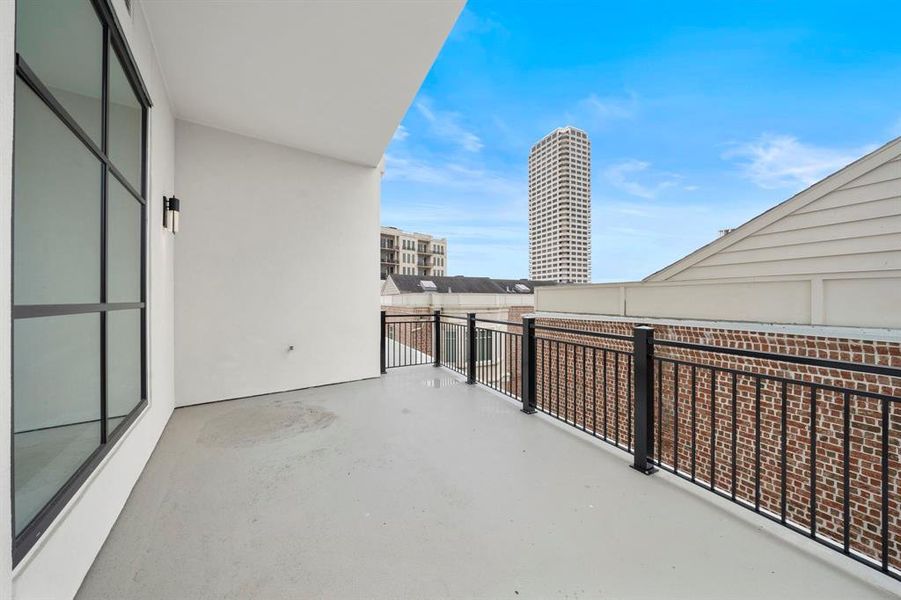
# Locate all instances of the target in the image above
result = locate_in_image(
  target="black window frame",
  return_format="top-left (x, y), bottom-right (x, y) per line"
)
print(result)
top-left (11, 0), bottom-right (152, 566)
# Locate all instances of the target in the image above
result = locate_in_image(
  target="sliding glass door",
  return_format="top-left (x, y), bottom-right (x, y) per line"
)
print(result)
top-left (12, 0), bottom-right (150, 563)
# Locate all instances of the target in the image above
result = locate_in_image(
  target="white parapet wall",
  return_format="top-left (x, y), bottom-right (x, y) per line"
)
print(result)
top-left (381, 292), bottom-right (535, 312)
top-left (534, 272), bottom-right (901, 333)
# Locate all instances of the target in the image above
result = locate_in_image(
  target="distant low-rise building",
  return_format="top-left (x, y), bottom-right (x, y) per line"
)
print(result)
top-left (381, 273), bottom-right (557, 329)
top-left (380, 226), bottom-right (447, 280)
top-left (381, 274), bottom-right (558, 393)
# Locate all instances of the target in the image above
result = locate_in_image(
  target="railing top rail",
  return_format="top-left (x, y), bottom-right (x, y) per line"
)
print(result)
top-left (653, 338), bottom-right (901, 379)
top-left (474, 318), bottom-right (523, 327)
top-left (383, 313), bottom-right (435, 319)
top-left (534, 323), bottom-right (633, 342)
top-left (438, 314), bottom-right (468, 321)
top-left (655, 355), bottom-right (899, 402)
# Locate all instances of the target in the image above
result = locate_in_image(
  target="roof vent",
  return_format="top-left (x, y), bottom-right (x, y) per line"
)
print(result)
top-left (514, 283), bottom-right (530, 293)
top-left (420, 280), bottom-right (437, 291)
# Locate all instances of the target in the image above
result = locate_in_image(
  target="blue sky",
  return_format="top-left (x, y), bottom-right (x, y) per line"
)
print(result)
top-left (381, 1), bottom-right (901, 282)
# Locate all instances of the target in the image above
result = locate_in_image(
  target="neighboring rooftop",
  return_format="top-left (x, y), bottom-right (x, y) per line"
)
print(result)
top-left (380, 225), bottom-right (447, 242)
top-left (382, 274), bottom-right (559, 295)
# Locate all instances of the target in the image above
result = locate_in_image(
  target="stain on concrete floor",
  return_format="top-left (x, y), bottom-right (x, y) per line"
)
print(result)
top-left (196, 402), bottom-right (335, 448)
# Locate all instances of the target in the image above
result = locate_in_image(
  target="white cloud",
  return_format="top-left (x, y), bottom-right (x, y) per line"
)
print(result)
top-left (414, 98), bottom-right (483, 152)
top-left (578, 93), bottom-right (637, 123)
top-left (391, 125), bottom-right (409, 142)
top-left (724, 134), bottom-right (871, 190)
top-left (383, 154), bottom-right (521, 198)
top-left (602, 159), bottom-right (683, 199)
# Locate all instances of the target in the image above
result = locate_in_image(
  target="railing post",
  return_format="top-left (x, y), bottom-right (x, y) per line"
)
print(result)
top-left (380, 310), bottom-right (387, 374)
top-left (521, 317), bottom-right (536, 414)
top-left (631, 326), bottom-right (657, 474)
top-left (467, 312), bottom-right (476, 384)
top-left (433, 310), bottom-right (441, 367)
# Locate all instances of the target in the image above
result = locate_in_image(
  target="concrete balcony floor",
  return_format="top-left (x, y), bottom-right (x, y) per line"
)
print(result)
top-left (77, 365), bottom-right (900, 599)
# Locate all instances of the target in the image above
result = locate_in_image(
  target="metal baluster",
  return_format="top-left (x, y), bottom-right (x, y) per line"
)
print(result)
top-left (781, 381), bottom-right (788, 524)
top-left (755, 377), bottom-right (762, 511)
top-left (843, 391), bottom-right (851, 554)
top-left (731, 372), bottom-right (737, 501)
top-left (881, 396), bottom-right (890, 572)
top-left (691, 366), bottom-right (697, 482)
top-left (603, 350), bottom-right (609, 440)
top-left (565, 343), bottom-right (570, 424)
top-left (615, 352), bottom-right (620, 446)
top-left (628, 354), bottom-right (633, 451)
top-left (657, 360), bottom-right (663, 465)
top-left (380, 311), bottom-right (386, 373)
top-left (810, 386), bottom-right (818, 537)
top-left (592, 347), bottom-right (597, 435)
top-left (674, 363), bottom-right (680, 473)
top-left (710, 368), bottom-right (717, 491)
top-left (582, 346), bottom-right (588, 431)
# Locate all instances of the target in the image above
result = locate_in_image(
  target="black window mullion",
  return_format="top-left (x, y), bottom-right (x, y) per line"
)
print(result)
top-left (99, 22), bottom-right (110, 445)
top-left (140, 102), bottom-right (148, 401)
top-left (107, 162), bottom-right (145, 205)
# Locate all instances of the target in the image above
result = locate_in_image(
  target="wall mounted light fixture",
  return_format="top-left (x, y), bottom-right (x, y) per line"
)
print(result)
top-left (163, 196), bottom-right (181, 233)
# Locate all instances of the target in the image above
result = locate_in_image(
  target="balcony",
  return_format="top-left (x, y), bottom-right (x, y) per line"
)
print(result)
top-left (73, 315), bottom-right (901, 599)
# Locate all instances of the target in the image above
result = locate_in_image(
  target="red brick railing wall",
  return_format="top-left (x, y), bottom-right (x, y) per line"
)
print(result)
top-left (533, 316), bottom-right (901, 573)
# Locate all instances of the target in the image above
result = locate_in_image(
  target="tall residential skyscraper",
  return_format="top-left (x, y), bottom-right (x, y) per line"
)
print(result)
top-left (528, 126), bottom-right (591, 283)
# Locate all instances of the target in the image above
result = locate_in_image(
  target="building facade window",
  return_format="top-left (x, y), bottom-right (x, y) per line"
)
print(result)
top-left (12, 0), bottom-right (150, 564)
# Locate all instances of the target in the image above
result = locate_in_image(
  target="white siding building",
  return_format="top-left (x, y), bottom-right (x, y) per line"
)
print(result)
top-left (535, 137), bottom-right (901, 332)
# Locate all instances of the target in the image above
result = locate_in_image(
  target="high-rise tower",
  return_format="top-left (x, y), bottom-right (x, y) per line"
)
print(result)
top-left (528, 126), bottom-right (591, 283)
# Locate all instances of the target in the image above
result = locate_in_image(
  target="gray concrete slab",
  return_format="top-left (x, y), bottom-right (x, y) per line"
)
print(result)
top-left (78, 366), bottom-right (900, 599)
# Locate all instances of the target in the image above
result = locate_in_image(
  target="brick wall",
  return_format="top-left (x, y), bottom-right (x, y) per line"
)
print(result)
top-left (533, 316), bottom-right (901, 573)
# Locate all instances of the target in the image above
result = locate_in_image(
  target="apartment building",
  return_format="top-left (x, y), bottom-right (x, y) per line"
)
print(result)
top-left (528, 126), bottom-right (591, 283)
top-left (380, 225), bottom-right (447, 279)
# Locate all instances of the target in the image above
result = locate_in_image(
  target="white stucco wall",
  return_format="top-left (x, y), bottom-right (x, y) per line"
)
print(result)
top-left (10, 1), bottom-right (177, 598)
top-left (173, 120), bottom-right (381, 407)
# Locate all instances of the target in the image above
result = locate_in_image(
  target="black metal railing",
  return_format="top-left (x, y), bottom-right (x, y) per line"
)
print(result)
top-left (381, 312), bottom-right (434, 370)
top-left (533, 325), bottom-right (636, 455)
top-left (379, 310), bottom-right (901, 579)
top-left (648, 336), bottom-right (901, 577)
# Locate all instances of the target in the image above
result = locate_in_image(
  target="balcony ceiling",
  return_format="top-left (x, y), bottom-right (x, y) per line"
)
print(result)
top-left (141, 0), bottom-right (464, 167)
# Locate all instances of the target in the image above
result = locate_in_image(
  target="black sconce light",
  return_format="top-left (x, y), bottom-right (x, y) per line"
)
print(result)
top-left (163, 196), bottom-right (180, 233)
